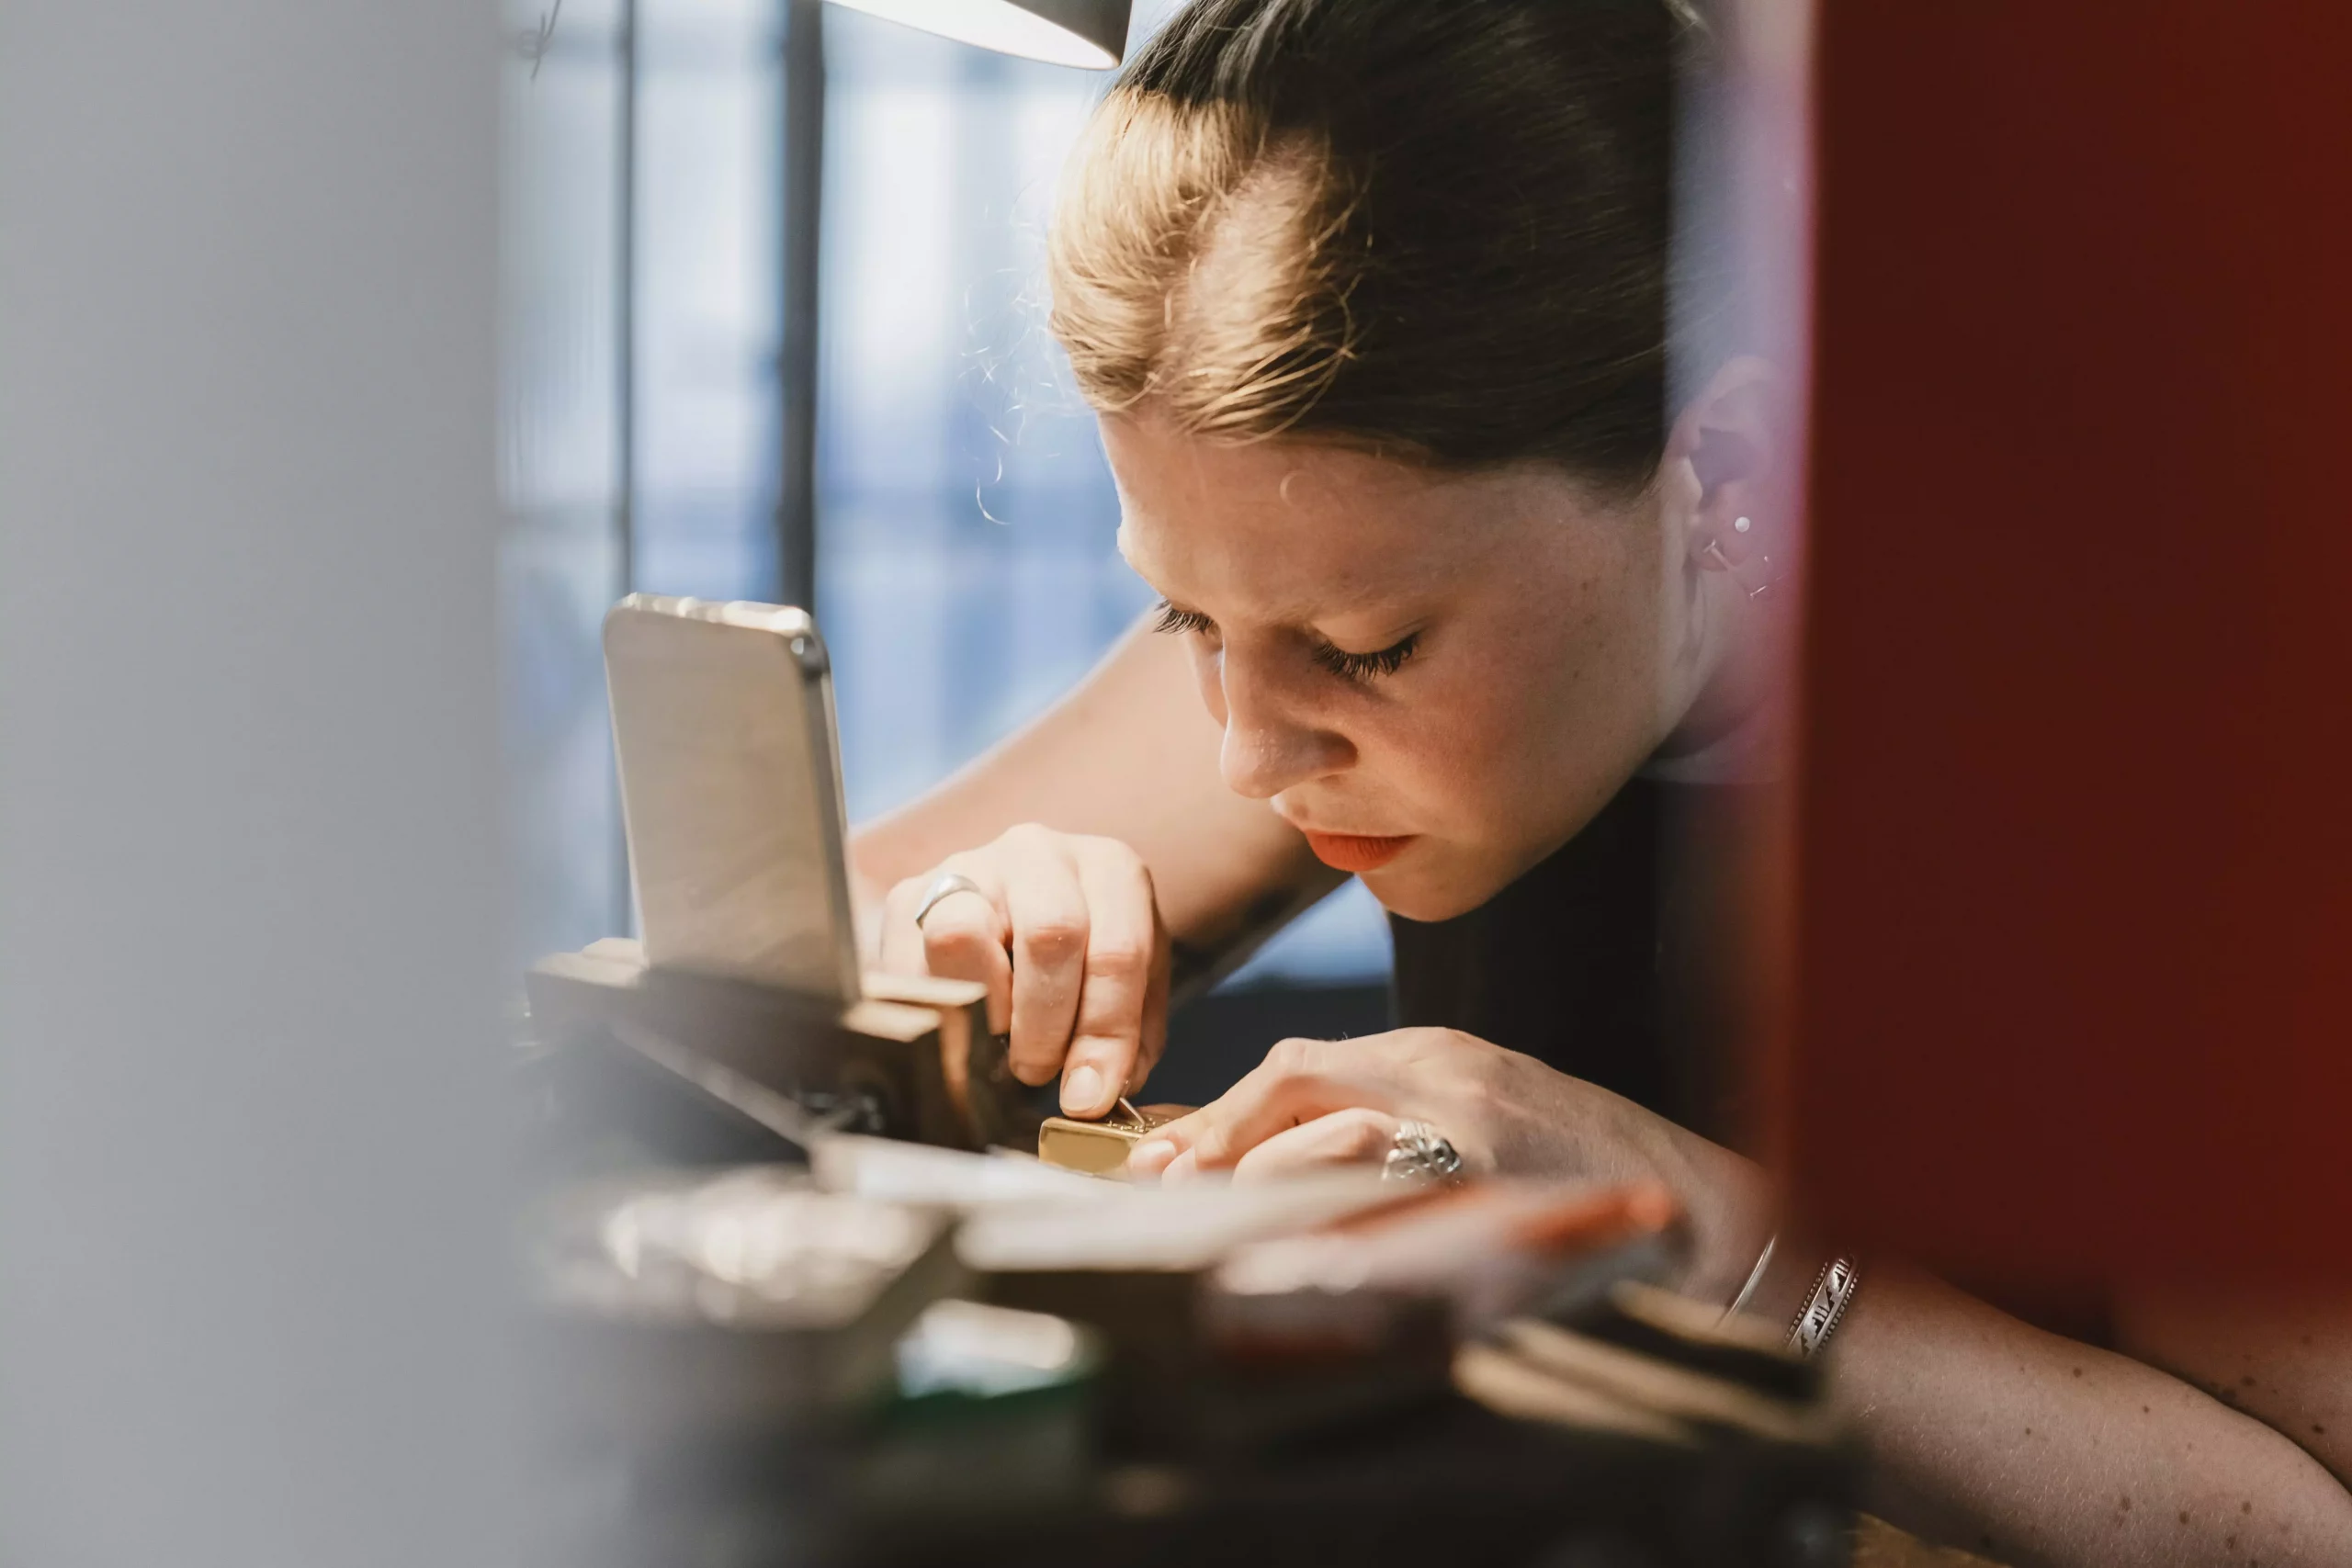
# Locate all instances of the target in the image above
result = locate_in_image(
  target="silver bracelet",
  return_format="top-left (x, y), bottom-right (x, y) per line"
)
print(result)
top-left (1787, 1255), bottom-right (1861, 1359)
top-left (1718, 1232), bottom-right (1777, 1324)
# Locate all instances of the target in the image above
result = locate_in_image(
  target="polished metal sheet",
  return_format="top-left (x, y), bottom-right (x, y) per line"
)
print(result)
top-left (1035, 1104), bottom-right (1187, 1177)
top-left (605, 595), bottom-right (860, 1001)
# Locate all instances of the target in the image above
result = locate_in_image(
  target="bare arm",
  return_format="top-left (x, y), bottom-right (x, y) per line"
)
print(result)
top-left (2113, 1286), bottom-right (2352, 1487)
top-left (1829, 1265), bottom-right (2352, 1566)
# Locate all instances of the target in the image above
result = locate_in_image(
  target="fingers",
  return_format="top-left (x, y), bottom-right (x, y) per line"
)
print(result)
top-left (881, 856), bottom-right (1012, 1032)
top-left (1125, 1122), bottom-right (1189, 1180)
top-left (1130, 1038), bottom-right (1397, 1180)
top-left (998, 829), bottom-right (1092, 1088)
top-left (1059, 840), bottom-right (1160, 1117)
top-left (1229, 1107), bottom-right (1398, 1183)
top-left (1131, 882), bottom-right (1172, 1090)
top-left (874, 827), bottom-right (1172, 1104)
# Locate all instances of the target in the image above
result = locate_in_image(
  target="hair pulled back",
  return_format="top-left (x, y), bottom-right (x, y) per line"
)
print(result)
top-left (1048, 0), bottom-right (1710, 496)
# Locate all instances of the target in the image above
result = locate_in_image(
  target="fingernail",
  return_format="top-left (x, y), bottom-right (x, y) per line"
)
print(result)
top-left (1127, 1138), bottom-right (1176, 1177)
top-left (1061, 1065), bottom-right (1104, 1116)
top-left (1161, 1148), bottom-right (1198, 1184)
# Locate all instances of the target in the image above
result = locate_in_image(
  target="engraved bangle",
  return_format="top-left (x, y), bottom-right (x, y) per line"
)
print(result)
top-left (1718, 1232), bottom-right (1778, 1324)
top-left (1787, 1255), bottom-right (1861, 1359)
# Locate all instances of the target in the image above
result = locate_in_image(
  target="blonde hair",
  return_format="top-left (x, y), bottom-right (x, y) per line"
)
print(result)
top-left (1048, 95), bottom-right (1355, 441)
top-left (1044, 0), bottom-right (1706, 492)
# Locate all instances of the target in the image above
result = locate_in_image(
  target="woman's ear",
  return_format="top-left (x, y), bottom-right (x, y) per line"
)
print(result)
top-left (1661, 356), bottom-right (1781, 576)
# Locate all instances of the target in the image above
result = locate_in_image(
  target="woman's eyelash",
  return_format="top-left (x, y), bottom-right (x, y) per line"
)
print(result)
top-left (1153, 601), bottom-right (1416, 682)
top-left (1312, 632), bottom-right (1420, 682)
top-left (1150, 601), bottom-right (1216, 637)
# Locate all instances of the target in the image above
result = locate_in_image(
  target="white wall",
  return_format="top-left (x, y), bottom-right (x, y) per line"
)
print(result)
top-left (0, 3), bottom-right (514, 1562)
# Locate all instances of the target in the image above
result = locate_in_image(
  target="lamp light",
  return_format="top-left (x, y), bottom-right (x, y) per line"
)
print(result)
top-left (826, 0), bottom-right (1134, 69)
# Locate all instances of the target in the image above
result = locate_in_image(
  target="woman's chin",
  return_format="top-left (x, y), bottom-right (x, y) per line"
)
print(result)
top-left (1359, 855), bottom-right (1513, 925)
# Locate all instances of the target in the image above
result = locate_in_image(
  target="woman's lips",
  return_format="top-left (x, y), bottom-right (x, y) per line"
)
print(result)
top-left (1301, 830), bottom-right (1419, 872)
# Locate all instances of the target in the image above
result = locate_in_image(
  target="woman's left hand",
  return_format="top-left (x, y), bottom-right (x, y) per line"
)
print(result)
top-left (1125, 1028), bottom-right (1772, 1297)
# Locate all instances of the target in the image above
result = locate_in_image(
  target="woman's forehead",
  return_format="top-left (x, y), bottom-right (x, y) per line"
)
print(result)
top-left (1103, 412), bottom-right (1451, 511)
top-left (1106, 416), bottom-right (1594, 614)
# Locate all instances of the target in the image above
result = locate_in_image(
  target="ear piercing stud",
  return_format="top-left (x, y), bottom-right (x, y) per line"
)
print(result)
top-left (1708, 517), bottom-right (1786, 598)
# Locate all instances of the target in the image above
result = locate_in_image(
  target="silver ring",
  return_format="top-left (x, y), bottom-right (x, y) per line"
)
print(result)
top-left (1381, 1119), bottom-right (1464, 1184)
top-left (912, 871), bottom-right (989, 930)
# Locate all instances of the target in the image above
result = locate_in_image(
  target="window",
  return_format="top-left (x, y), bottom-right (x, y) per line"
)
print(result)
top-left (501, 0), bottom-right (1387, 990)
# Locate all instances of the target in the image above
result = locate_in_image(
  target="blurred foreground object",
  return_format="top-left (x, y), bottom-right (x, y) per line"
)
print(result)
top-left (1789, 3), bottom-right (2352, 1283)
top-left (0, 0), bottom-right (510, 1562)
top-left (531, 1170), bottom-right (959, 1442)
top-left (523, 1152), bottom-right (1855, 1566)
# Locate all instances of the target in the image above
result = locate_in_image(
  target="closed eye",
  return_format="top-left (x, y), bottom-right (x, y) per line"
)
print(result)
top-left (1311, 631), bottom-right (1419, 683)
top-left (1154, 600), bottom-right (1418, 682)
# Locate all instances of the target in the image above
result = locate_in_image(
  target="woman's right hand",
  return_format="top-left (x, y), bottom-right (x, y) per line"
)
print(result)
top-left (875, 823), bottom-right (1171, 1120)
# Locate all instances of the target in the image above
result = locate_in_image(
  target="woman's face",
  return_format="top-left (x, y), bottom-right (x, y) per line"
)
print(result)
top-left (1105, 413), bottom-right (1702, 922)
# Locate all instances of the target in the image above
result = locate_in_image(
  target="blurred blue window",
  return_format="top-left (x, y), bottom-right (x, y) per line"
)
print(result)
top-left (500, 0), bottom-right (1387, 986)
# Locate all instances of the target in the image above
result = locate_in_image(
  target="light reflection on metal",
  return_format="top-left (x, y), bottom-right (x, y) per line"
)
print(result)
top-left (826, 0), bottom-right (1131, 69)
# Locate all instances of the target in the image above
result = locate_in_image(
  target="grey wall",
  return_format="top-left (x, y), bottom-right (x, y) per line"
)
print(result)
top-left (0, 3), bottom-right (514, 1562)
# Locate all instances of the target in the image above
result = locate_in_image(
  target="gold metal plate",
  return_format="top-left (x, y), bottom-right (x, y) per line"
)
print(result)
top-left (1036, 1104), bottom-right (1188, 1176)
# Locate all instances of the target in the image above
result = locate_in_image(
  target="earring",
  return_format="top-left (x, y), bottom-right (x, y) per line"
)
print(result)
top-left (1734, 515), bottom-right (1753, 534)
top-left (1701, 539), bottom-right (1736, 571)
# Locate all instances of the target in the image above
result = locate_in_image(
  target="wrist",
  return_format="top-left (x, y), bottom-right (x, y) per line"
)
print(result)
top-left (1658, 1130), bottom-right (1778, 1308)
top-left (1636, 1122), bottom-right (1865, 1354)
top-left (1729, 1217), bottom-right (1863, 1358)
top-left (1742, 1228), bottom-right (1826, 1329)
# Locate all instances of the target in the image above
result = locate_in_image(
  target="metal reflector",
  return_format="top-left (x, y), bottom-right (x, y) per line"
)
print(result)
top-left (827, 0), bottom-right (1133, 69)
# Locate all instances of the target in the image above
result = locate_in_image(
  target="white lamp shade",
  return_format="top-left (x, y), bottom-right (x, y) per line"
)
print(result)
top-left (827, 0), bottom-right (1134, 69)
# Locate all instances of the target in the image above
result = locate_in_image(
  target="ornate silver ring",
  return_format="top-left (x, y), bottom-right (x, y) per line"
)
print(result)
top-left (912, 872), bottom-right (989, 930)
top-left (1382, 1118), bottom-right (1464, 1184)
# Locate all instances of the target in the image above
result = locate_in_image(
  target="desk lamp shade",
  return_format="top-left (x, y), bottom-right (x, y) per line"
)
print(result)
top-left (829, 0), bottom-right (1133, 68)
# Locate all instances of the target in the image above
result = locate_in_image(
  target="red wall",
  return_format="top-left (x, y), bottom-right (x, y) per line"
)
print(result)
top-left (1789, 5), bottom-right (2352, 1284)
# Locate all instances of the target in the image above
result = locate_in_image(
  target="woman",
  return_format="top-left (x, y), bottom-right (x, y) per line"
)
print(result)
top-left (851, 2), bottom-right (2352, 1561)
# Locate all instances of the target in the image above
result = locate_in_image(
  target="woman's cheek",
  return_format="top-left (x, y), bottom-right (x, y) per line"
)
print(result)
top-left (1353, 716), bottom-right (1532, 919)
top-left (1403, 679), bottom-right (1520, 825)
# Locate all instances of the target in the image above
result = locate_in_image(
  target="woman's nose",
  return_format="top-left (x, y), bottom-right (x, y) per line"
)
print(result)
top-left (1215, 652), bottom-right (1352, 800)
